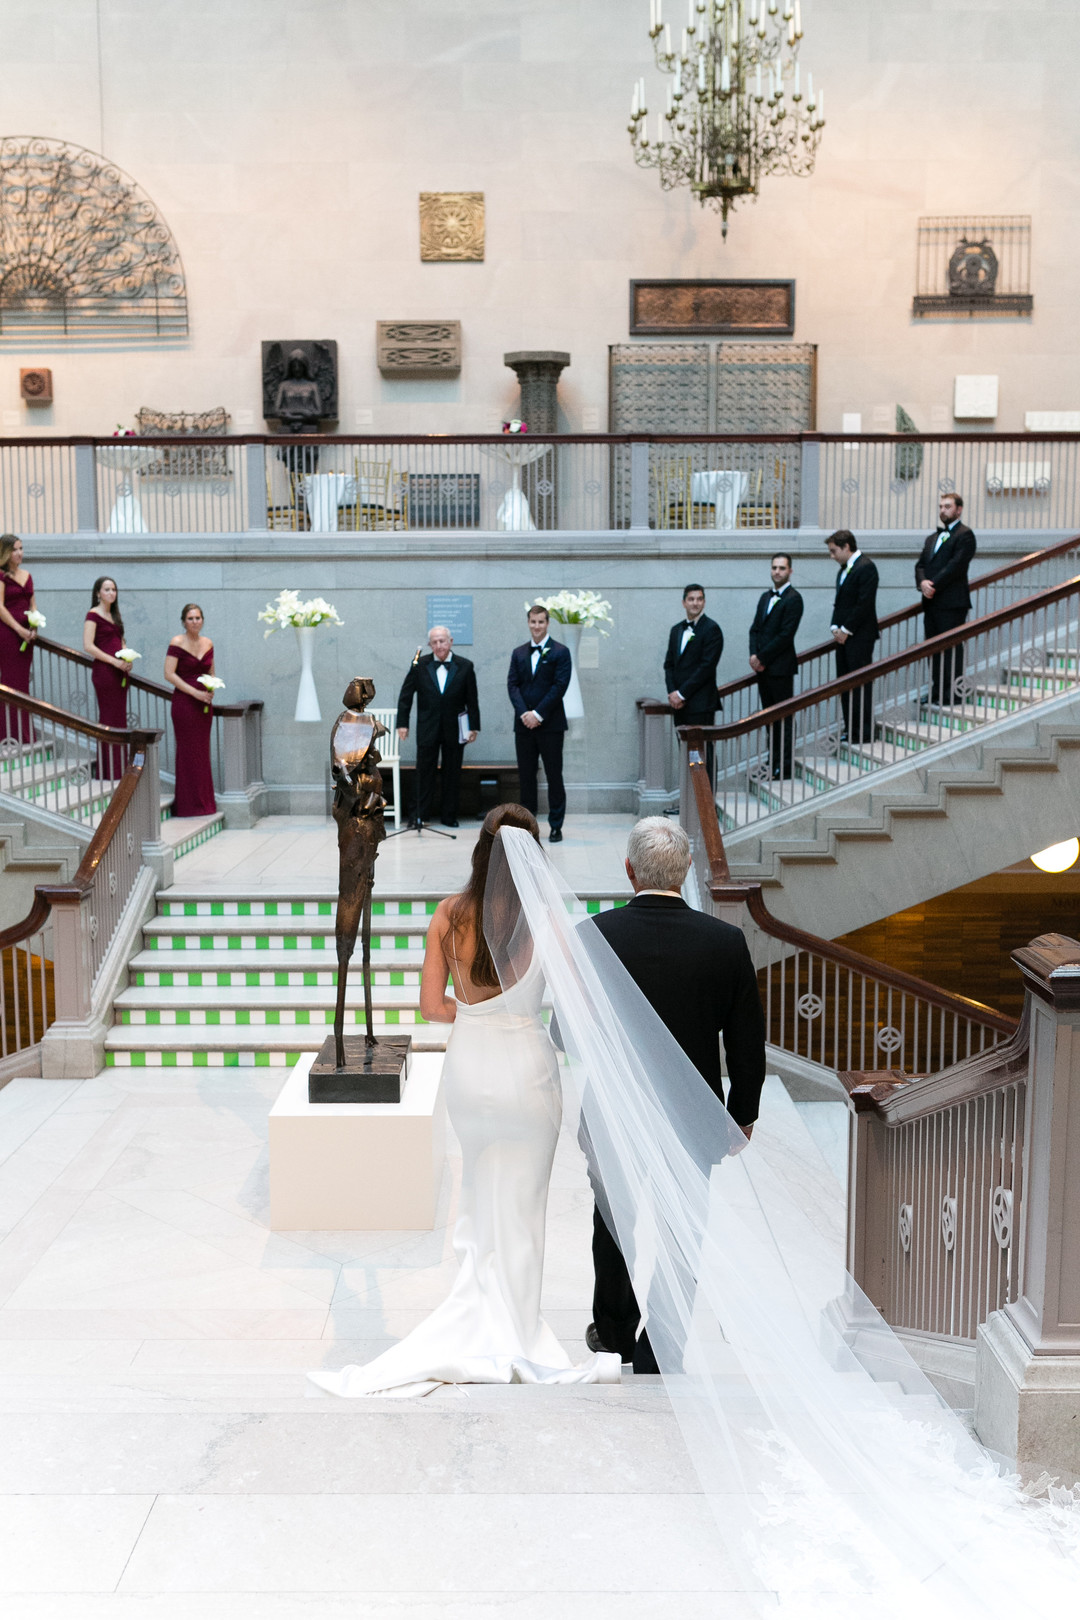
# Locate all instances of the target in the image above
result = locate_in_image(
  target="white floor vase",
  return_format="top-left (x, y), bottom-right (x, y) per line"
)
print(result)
top-left (293, 625), bottom-right (322, 722)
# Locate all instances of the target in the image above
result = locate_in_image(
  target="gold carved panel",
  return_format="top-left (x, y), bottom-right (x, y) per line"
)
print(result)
top-left (419, 193), bottom-right (484, 262)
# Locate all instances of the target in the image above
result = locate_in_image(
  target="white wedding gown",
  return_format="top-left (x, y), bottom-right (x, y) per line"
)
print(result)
top-left (309, 955), bottom-right (620, 1397)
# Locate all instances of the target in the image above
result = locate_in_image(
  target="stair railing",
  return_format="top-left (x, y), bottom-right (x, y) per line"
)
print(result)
top-left (713, 530), bottom-right (1080, 730)
top-left (680, 750), bottom-right (1016, 1077)
top-left (0, 747), bottom-right (160, 1081)
top-left (29, 634), bottom-right (265, 822)
top-left (839, 933), bottom-right (1080, 1481)
top-left (681, 575), bottom-right (1080, 832)
top-left (0, 683), bottom-right (160, 825)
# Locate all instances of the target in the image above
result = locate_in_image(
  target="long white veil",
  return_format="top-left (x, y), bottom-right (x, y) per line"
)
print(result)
top-left (485, 827), bottom-right (1080, 1619)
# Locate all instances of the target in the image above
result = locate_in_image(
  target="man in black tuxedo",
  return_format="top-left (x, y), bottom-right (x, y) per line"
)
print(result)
top-left (915, 491), bottom-right (977, 706)
top-left (748, 552), bottom-right (804, 778)
top-left (664, 584), bottom-right (724, 777)
top-left (583, 817), bottom-right (766, 1373)
top-left (396, 625), bottom-right (480, 827)
top-left (827, 530), bottom-right (879, 743)
top-left (507, 605), bottom-right (572, 843)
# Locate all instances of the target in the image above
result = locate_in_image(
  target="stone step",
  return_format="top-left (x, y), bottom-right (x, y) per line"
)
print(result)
top-left (139, 926), bottom-right (430, 954)
top-left (114, 1002), bottom-right (436, 1029)
top-left (153, 893), bottom-right (623, 918)
top-left (131, 963), bottom-right (422, 988)
top-left (116, 985), bottom-right (433, 1017)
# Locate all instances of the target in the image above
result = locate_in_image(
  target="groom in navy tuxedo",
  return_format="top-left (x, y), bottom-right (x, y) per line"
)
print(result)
top-left (507, 605), bottom-right (571, 843)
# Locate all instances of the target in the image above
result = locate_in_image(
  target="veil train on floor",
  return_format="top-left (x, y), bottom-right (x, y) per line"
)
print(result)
top-left (486, 827), bottom-right (1080, 1619)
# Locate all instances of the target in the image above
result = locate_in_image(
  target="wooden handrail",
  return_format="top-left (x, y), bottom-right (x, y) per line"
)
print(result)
top-left (0, 755), bottom-right (146, 951)
top-left (0, 680), bottom-right (160, 746)
top-left (685, 754), bottom-right (1018, 1037)
top-left (710, 530), bottom-right (1080, 714)
top-left (34, 634), bottom-right (264, 721)
top-left (679, 572), bottom-right (1080, 742)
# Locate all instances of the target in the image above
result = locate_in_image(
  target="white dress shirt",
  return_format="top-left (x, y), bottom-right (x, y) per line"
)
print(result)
top-left (530, 635), bottom-right (550, 674)
top-left (831, 551), bottom-right (862, 635)
top-left (434, 652), bottom-right (453, 692)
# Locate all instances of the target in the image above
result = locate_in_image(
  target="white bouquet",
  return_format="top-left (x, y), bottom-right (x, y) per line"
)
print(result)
top-left (258, 589), bottom-right (344, 638)
top-left (21, 608), bottom-right (45, 652)
top-left (526, 590), bottom-right (614, 635)
top-left (197, 674), bottom-right (225, 713)
top-left (115, 646), bottom-right (141, 686)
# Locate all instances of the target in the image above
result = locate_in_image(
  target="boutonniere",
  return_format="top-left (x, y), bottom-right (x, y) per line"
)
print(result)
top-left (685, 629), bottom-right (695, 641)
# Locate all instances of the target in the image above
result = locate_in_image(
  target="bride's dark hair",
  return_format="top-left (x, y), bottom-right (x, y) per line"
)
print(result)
top-left (446, 803), bottom-right (540, 990)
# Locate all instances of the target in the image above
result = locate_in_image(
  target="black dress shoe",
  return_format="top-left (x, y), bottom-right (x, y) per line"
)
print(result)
top-left (441, 819), bottom-right (459, 828)
top-left (586, 1322), bottom-right (613, 1354)
top-left (549, 828), bottom-right (563, 843)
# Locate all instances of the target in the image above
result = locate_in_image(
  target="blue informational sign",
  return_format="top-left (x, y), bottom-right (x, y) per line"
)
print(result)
top-left (426, 593), bottom-right (474, 645)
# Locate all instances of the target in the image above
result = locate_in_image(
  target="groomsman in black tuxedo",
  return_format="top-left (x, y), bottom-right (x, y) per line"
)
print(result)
top-left (396, 625), bottom-right (480, 827)
top-left (915, 491), bottom-right (977, 706)
top-left (827, 530), bottom-right (879, 743)
top-left (583, 817), bottom-right (765, 1373)
top-left (507, 604), bottom-right (572, 843)
top-left (748, 553), bottom-right (804, 778)
top-left (664, 584), bottom-right (724, 776)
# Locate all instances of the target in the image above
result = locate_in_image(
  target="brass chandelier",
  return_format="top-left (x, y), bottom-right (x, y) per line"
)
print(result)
top-left (629, 0), bottom-right (825, 237)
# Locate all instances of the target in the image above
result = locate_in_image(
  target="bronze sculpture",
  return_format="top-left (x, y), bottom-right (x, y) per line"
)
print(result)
top-left (309, 677), bottom-right (411, 1104)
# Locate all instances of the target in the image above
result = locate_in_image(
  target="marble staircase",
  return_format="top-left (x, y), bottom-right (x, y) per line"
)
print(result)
top-left (106, 888), bottom-right (628, 1070)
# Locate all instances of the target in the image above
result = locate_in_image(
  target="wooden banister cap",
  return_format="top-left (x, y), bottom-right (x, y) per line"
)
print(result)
top-left (1012, 933), bottom-right (1080, 1010)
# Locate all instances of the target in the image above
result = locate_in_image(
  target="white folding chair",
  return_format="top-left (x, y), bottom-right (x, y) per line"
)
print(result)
top-left (371, 707), bottom-right (401, 827)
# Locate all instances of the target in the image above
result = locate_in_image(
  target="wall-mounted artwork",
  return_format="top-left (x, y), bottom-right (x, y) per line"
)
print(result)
top-left (261, 342), bottom-right (339, 428)
top-left (419, 193), bottom-right (484, 262)
top-left (629, 280), bottom-right (795, 337)
top-left (0, 136), bottom-right (187, 339)
top-left (377, 321), bottom-right (461, 377)
top-left (913, 217), bottom-right (1032, 318)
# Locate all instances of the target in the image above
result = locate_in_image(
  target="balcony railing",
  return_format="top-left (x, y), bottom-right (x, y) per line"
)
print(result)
top-left (3, 433), bottom-right (1080, 535)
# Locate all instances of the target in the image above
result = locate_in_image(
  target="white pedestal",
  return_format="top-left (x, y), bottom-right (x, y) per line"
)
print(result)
top-left (269, 1051), bottom-right (446, 1230)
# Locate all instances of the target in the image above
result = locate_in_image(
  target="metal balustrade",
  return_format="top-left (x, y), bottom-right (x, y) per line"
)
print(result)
top-left (681, 577), bottom-right (1080, 832)
top-left (29, 635), bottom-right (263, 803)
top-left (679, 753), bottom-right (1015, 1078)
top-left (1, 433), bottom-right (1080, 535)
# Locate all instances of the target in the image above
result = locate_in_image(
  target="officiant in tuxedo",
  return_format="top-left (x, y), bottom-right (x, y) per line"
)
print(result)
top-left (583, 817), bottom-right (766, 1373)
top-left (507, 604), bottom-right (572, 844)
top-left (915, 492), bottom-right (977, 706)
top-left (748, 553), bottom-right (804, 778)
top-left (664, 584), bottom-right (724, 778)
top-left (396, 625), bottom-right (480, 827)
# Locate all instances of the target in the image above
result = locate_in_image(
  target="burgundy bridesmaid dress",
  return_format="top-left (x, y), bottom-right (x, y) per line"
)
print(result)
top-left (87, 611), bottom-right (129, 780)
top-left (0, 571), bottom-right (36, 744)
top-left (169, 641), bottom-right (217, 816)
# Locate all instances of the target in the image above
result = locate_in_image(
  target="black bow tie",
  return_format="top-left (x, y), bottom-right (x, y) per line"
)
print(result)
top-left (769, 590), bottom-right (782, 598)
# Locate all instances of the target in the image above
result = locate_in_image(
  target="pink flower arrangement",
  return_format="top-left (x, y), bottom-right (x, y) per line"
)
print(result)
top-left (502, 419), bottom-right (528, 434)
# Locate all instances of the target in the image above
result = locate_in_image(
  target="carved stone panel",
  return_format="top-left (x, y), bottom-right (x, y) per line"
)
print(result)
top-left (377, 321), bottom-right (462, 378)
top-left (630, 280), bottom-right (795, 337)
top-left (419, 193), bottom-right (484, 262)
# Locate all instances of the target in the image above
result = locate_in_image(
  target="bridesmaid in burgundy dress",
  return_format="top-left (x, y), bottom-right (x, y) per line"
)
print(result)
top-left (83, 576), bottom-right (130, 780)
top-left (164, 602), bottom-right (217, 817)
top-left (0, 533), bottom-right (40, 744)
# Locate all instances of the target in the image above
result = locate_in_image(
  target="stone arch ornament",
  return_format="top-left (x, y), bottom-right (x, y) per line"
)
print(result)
top-left (0, 137), bottom-right (188, 338)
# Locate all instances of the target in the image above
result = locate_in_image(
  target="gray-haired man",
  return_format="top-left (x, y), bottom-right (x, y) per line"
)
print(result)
top-left (584, 817), bottom-right (766, 1372)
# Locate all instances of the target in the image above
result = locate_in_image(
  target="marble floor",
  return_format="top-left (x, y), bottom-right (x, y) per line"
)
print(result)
top-left (172, 812), bottom-right (640, 897)
top-left (0, 814), bottom-right (849, 1615)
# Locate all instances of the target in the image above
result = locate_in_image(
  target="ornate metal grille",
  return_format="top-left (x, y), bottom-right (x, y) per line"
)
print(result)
top-left (913, 216), bottom-right (1032, 319)
top-left (0, 137), bottom-right (188, 338)
top-left (609, 341), bottom-right (815, 432)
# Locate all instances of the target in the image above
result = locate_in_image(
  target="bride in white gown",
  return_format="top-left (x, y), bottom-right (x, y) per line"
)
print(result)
top-left (309, 804), bottom-right (619, 1398)
top-left (311, 813), bottom-right (1080, 1615)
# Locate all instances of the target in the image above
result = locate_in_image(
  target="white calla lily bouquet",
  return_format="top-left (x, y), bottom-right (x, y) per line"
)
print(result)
top-left (21, 608), bottom-right (45, 652)
top-left (258, 589), bottom-right (344, 638)
top-left (198, 674), bottom-right (226, 713)
top-left (526, 590), bottom-right (614, 635)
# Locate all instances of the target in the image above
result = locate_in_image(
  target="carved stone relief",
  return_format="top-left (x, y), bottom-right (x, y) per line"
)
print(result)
top-left (376, 321), bottom-right (462, 377)
top-left (419, 193), bottom-right (484, 262)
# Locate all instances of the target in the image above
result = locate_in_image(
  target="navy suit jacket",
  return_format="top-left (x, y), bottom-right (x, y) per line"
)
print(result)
top-left (507, 638), bottom-right (571, 734)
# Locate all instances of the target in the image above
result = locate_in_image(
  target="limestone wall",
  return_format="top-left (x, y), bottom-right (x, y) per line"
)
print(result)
top-left (0, 0), bottom-right (1073, 440)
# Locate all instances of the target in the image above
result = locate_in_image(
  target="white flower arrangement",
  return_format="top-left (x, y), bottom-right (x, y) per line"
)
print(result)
top-left (115, 646), bottom-right (141, 686)
top-left (258, 589), bottom-right (344, 638)
top-left (197, 673), bottom-right (226, 712)
top-left (526, 590), bottom-right (614, 635)
top-left (21, 608), bottom-right (45, 652)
